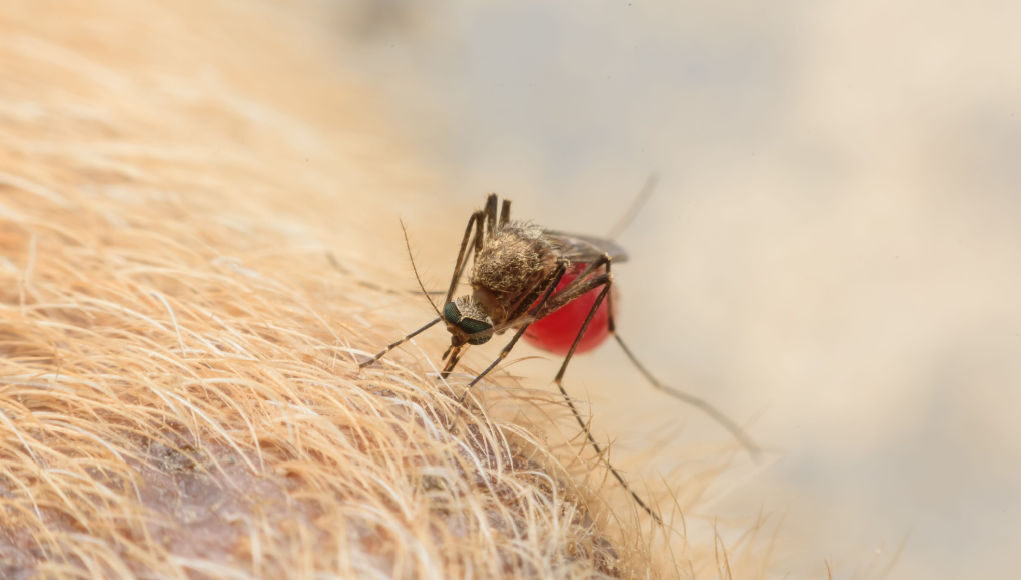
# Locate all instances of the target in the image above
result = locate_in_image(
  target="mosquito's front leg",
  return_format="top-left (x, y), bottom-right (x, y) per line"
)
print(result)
top-left (483, 193), bottom-right (498, 242)
top-left (359, 317), bottom-right (443, 368)
top-left (445, 209), bottom-right (486, 306)
top-left (499, 198), bottom-right (511, 228)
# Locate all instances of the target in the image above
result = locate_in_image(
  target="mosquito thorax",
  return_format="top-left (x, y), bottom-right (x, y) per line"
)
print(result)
top-left (443, 296), bottom-right (494, 345)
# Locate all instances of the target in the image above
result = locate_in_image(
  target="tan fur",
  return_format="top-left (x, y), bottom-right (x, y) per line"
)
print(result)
top-left (0, 1), bottom-right (773, 578)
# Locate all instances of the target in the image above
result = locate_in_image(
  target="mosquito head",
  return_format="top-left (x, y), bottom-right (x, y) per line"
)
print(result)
top-left (443, 296), bottom-right (494, 345)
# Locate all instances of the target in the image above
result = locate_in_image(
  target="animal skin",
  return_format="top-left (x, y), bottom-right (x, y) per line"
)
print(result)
top-left (0, 2), bottom-right (768, 577)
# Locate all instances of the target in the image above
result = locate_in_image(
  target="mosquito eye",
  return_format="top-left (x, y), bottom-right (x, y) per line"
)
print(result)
top-left (445, 298), bottom-right (493, 344)
top-left (459, 318), bottom-right (493, 345)
top-left (443, 302), bottom-right (461, 324)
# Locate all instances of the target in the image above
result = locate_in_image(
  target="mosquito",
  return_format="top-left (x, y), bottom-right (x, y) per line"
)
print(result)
top-left (360, 192), bottom-right (760, 523)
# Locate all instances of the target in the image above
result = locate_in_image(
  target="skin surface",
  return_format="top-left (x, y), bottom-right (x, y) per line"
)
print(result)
top-left (0, 1), bottom-right (774, 578)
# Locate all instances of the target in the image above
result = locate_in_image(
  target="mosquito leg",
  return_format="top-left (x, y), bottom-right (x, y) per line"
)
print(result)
top-left (484, 193), bottom-right (498, 241)
top-left (458, 325), bottom-right (528, 397)
top-left (601, 262), bottom-right (762, 459)
top-left (534, 255), bottom-right (612, 319)
top-left (499, 198), bottom-right (511, 228)
top-left (612, 334), bottom-right (762, 459)
top-left (445, 210), bottom-right (486, 306)
top-left (359, 317), bottom-right (443, 368)
top-left (457, 262), bottom-right (569, 402)
top-left (550, 274), bottom-right (662, 523)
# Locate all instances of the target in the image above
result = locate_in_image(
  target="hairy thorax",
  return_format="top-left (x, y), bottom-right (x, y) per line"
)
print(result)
top-left (470, 222), bottom-right (561, 324)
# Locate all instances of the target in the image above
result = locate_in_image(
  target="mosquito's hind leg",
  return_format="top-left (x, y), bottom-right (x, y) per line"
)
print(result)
top-left (603, 266), bottom-right (762, 459)
top-left (549, 262), bottom-right (662, 523)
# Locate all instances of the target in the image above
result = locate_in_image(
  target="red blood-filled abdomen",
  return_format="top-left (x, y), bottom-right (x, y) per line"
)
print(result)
top-left (523, 263), bottom-right (617, 355)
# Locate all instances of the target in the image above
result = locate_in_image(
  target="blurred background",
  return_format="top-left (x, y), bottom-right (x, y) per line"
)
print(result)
top-left (331, 1), bottom-right (1020, 577)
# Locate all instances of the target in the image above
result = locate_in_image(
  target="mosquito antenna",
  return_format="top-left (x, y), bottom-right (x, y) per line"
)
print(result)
top-left (401, 220), bottom-right (442, 319)
top-left (605, 171), bottom-right (660, 240)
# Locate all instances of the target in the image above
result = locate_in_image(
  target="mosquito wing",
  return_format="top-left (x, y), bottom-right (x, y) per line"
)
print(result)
top-left (543, 230), bottom-right (629, 264)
